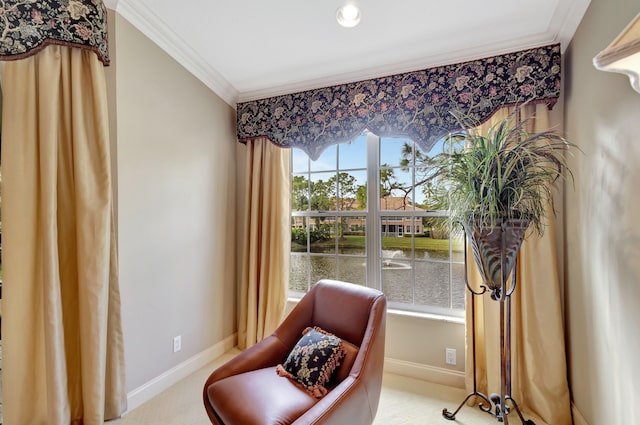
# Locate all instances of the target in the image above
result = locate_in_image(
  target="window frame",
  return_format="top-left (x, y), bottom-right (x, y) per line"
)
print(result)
top-left (289, 132), bottom-right (464, 318)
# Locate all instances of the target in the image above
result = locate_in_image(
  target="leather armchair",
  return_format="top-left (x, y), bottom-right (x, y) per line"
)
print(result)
top-left (203, 279), bottom-right (387, 425)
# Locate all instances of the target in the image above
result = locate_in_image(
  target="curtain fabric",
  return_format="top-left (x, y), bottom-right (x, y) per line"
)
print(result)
top-left (237, 44), bottom-right (562, 160)
top-left (1, 45), bottom-right (126, 424)
top-left (237, 138), bottom-right (291, 349)
top-left (0, 0), bottom-right (110, 65)
top-left (465, 104), bottom-right (572, 425)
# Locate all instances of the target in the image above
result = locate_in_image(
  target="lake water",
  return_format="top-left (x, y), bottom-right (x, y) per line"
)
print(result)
top-left (290, 248), bottom-right (466, 310)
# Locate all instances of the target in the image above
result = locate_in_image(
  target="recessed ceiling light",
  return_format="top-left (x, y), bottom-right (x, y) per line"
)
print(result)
top-left (336, 3), bottom-right (361, 28)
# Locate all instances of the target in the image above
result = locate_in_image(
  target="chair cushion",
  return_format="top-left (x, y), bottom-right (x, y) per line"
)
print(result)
top-left (207, 367), bottom-right (317, 425)
top-left (331, 340), bottom-right (359, 385)
top-left (276, 326), bottom-right (346, 397)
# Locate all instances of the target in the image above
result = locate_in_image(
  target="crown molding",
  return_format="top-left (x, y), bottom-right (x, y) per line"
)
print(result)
top-left (237, 32), bottom-right (559, 103)
top-left (548, 0), bottom-right (591, 52)
top-left (115, 0), bottom-right (238, 108)
top-left (103, 0), bottom-right (119, 10)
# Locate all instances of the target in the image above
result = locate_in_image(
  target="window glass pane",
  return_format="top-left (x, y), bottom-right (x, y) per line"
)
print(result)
top-left (414, 140), bottom-right (447, 210)
top-left (380, 218), bottom-right (413, 304)
top-left (452, 234), bottom-right (464, 262)
top-left (310, 144), bottom-right (337, 172)
top-left (337, 256), bottom-right (366, 285)
top-left (380, 167), bottom-right (413, 211)
top-left (380, 137), bottom-right (412, 168)
top-left (289, 254), bottom-right (309, 292)
top-left (309, 216), bottom-right (336, 253)
top-left (392, 168), bottom-right (412, 199)
top-left (414, 261), bottom-right (451, 308)
top-left (356, 182), bottom-right (367, 211)
top-left (382, 259), bottom-right (413, 304)
top-left (291, 216), bottom-right (308, 252)
top-left (413, 187), bottom-right (427, 208)
top-left (427, 137), bottom-right (449, 156)
top-left (381, 216), bottom-right (416, 242)
top-left (337, 171), bottom-right (366, 211)
top-left (420, 217), bottom-right (451, 259)
top-left (339, 135), bottom-right (367, 170)
top-left (415, 177), bottom-right (441, 210)
top-left (338, 216), bottom-right (365, 255)
top-left (310, 173), bottom-right (336, 211)
top-left (292, 175), bottom-right (310, 212)
top-left (379, 166), bottom-right (394, 201)
top-left (310, 256), bottom-right (336, 284)
top-left (452, 263), bottom-right (466, 310)
top-left (292, 148), bottom-right (308, 173)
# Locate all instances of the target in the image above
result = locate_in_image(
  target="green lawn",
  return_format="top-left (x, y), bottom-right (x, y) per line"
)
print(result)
top-left (292, 235), bottom-right (462, 252)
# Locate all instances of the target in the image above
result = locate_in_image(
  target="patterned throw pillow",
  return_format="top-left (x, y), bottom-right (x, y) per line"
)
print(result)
top-left (276, 326), bottom-right (346, 398)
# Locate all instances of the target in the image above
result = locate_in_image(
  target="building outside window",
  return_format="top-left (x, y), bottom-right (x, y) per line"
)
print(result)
top-left (290, 132), bottom-right (464, 317)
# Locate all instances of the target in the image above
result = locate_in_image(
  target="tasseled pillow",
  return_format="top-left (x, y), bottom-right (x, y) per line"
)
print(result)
top-left (276, 326), bottom-right (346, 398)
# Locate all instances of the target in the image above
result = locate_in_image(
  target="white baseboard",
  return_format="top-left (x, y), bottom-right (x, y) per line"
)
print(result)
top-left (384, 357), bottom-right (465, 389)
top-left (572, 402), bottom-right (589, 425)
top-left (126, 333), bottom-right (237, 412)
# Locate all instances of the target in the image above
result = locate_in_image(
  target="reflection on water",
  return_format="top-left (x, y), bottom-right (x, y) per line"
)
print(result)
top-left (290, 248), bottom-right (465, 310)
top-left (382, 259), bottom-right (411, 270)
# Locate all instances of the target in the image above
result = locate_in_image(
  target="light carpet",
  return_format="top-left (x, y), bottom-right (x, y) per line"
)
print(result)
top-left (107, 349), bottom-right (526, 425)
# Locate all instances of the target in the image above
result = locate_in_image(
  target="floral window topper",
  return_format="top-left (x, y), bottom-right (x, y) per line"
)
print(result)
top-left (237, 44), bottom-right (561, 160)
top-left (0, 0), bottom-right (110, 65)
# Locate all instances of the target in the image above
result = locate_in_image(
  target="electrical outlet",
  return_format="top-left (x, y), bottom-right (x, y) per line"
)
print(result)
top-left (173, 335), bottom-right (182, 353)
top-left (445, 348), bottom-right (456, 365)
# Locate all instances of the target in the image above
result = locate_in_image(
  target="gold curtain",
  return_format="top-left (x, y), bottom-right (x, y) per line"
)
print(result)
top-left (237, 138), bottom-right (291, 349)
top-left (1, 46), bottom-right (126, 424)
top-left (465, 104), bottom-right (572, 425)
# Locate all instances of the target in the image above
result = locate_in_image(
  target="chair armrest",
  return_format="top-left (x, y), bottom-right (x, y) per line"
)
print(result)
top-left (293, 376), bottom-right (371, 425)
top-left (204, 335), bottom-right (290, 386)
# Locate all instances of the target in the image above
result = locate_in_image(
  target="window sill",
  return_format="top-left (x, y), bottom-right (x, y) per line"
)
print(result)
top-left (386, 308), bottom-right (464, 325)
top-left (286, 297), bottom-right (465, 325)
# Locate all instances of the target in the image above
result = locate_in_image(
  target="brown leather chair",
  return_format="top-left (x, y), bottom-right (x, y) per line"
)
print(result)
top-left (203, 279), bottom-right (387, 425)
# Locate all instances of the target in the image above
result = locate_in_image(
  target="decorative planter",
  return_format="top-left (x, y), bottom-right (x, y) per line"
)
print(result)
top-left (462, 219), bottom-right (530, 299)
top-left (444, 218), bottom-right (536, 424)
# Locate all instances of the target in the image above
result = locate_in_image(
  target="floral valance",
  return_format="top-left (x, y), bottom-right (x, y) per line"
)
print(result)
top-left (237, 44), bottom-right (561, 159)
top-left (0, 0), bottom-right (109, 65)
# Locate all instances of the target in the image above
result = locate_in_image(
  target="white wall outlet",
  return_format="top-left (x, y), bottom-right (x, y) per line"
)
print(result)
top-left (173, 335), bottom-right (182, 353)
top-left (445, 348), bottom-right (456, 365)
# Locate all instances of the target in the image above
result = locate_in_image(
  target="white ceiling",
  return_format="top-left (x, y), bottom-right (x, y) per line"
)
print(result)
top-left (106, 0), bottom-right (591, 106)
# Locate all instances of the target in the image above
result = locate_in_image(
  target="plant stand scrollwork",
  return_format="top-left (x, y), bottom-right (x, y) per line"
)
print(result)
top-left (442, 220), bottom-right (535, 425)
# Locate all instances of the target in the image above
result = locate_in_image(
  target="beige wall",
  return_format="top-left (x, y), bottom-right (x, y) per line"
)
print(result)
top-left (108, 14), bottom-right (237, 392)
top-left (385, 312), bottom-right (464, 373)
top-left (564, 1), bottom-right (640, 423)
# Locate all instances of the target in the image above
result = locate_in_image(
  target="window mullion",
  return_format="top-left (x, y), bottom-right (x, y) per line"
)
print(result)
top-left (366, 133), bottom-right (380, 290)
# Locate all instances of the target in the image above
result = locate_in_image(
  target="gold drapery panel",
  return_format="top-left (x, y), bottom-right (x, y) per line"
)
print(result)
top-left (237, 138), bottom-right (291, 349)
top-left (1, 45), bottom-right (125, 424)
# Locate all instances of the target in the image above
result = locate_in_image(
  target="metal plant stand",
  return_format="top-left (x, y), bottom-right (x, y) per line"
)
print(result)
top-left (442, 232), bottom-right (534, 425)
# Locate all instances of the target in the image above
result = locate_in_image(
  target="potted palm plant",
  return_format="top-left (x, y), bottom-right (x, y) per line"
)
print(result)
top-left (428, 107), bottom-right (573, 300)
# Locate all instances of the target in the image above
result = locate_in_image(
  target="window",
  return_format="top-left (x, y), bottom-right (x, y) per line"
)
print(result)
top-left (290, 133), bottom-right (464, 316)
